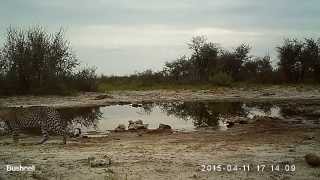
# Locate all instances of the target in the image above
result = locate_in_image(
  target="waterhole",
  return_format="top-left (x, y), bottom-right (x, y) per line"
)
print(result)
top-left (57, 101), bottom-right (320, 132)
top-left (1, 101), bottom-right (319, 134)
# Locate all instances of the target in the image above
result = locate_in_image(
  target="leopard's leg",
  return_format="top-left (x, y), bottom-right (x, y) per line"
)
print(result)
top-left (12, 128), bottom-right (19, 143)
top-left (7, 123), bottom-right (19, 143)
top-left (38, 125), bottom-right (49, 144)
top-left (63, 133), bottom-right (67, 145)
top-left (61, 124), bottom-right (67, 145)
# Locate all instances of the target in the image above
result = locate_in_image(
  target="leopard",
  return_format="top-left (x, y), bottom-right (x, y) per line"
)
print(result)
top-left (0, 106), bottom-right (73, 144)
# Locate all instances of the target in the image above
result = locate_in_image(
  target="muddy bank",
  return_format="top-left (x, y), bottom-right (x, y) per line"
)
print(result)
top-left (0, 118), bottom-right (319, 180)
top-left (1, 86), bottom-right (320, 108)
top-left (0, 87), bottom-right (320, 179)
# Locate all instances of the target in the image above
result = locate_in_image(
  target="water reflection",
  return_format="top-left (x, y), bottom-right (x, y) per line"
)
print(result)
top-left (57, 106), bottom-right (102, 130)
top-left (58, 101), bottom-right (319, 131)
top-left (56, 101), bottom-right (320, 131)
top-left (1, 101), bottom-right (319, 134)
top-left (159, 101), bottom-right (244, 127)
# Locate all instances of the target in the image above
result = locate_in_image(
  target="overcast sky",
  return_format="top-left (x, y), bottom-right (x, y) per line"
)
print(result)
top-left (1, 0), bottom-right (319, 75)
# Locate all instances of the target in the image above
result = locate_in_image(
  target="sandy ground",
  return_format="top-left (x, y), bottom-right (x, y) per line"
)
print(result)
top-left (0, 119), bottom-right (319, 180)
top-left (0, 86), bottom-right (320, 180)
top-left (0, 86), bottom-right (320, 108)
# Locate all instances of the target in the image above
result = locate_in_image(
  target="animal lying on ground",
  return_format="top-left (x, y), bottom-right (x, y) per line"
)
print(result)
top-left (0, 106), bottom-right (76, 144)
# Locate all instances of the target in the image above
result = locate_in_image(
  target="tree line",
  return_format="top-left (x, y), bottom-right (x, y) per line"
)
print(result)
top-left (0, 26), bottom-right (97, 95)
top-left (101, 35), bottom-right (320, 88)
top-left (1, 26), bottom-right (319, 95)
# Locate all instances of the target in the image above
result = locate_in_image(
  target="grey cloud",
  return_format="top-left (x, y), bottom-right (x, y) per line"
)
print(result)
top-left (0, 0), bottom-right (319, 75)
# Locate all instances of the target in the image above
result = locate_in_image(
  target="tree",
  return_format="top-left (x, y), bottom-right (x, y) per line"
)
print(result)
top-left (164, 56), bottom-right (192, 81)
top-left (218, 44), bottom-right (250, 81)
top-left (0, 26), bottom-right (95, 95)
top-left (314, 38), bottom-right (320, 82)
top-left (188, 36), bottom-right (220, 81)
top-left (277, 38), bottom-right (320, 83)
top-left (277, 39), bottom-right (303, 82)
top-left (164, 37), bottom-right (251, 83)
top-left (300, 38), bottom-right (319, 81)
top-left (235, 43), bottom-right (251, 62)
top-left (242, 55), bottom-right (273, 83)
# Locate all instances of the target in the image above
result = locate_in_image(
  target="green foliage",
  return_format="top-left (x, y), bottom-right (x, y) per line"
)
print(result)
top-left (2, 29), bottom-right (320, 94)
top-left (164, 36), bottom-right (251, 83)
top-left (240, 55), bottom-right (274, 83)
top-left (73, 67), bottom-right (98, 92)
top-left (0, 26), bottom-right (97, 95)
top-left (277, 38), bottom-right (320, 83)
top-left (98, 36), bottom-right (320, 92)
top-left (209, 71), bottom-right (233, 86)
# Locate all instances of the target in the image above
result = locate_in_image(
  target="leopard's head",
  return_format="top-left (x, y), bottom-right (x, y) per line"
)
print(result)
top-left (0, 108), bottom-right (11, 135)
top-left (65, 125), bottom-right (82, 138)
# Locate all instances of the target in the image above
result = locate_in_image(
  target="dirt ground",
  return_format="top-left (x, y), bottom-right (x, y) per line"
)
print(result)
top-left (0, 86), bottom-right (320, 180)
top-left (1, 85), bottom-right (320, 108)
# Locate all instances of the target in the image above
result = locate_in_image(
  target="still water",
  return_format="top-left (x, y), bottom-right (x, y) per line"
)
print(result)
top-left (56, 101), bottom-right (320, 132)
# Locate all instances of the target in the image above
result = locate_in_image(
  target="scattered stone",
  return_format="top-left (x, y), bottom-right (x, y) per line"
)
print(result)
top-left (262, 92), bottom-right (275, 96)
top-left (132, 120), bottom-right (143, 125)
top-left (94, 94), bottom-right (113, 100)
top-left (158, 124), bottom-right (172, 130)
top-left (223, 116), bottom-right (251, 126)
top-left (31, 171), bottom-right (46, 180)
top-left (135, 124), bottom-right (148, 130)
top-left (114, 124), bottom-right (126, 132)
top-left (305, 153), bottom-right (320, 167)
top-left (226, 122), bottom-right (235, 128)
top-left (88, 155), bottom-right (112, 168)
top-left (131, 103), bottom-right (142, 108)
top-left (304, 135), bottom-right (315, 140)
top-left (90, 159), bottom-right (111, 168)
top-left (128, 120), bottom-right (148, 130)
top-left (59, 162), bottom-right (67, 167)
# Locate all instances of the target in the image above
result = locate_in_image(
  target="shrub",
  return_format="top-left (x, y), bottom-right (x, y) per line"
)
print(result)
top-left (209, 71), bottom-right (233, 86)
top-left (0, 26), bottom-right (98, 95)
top-left (72, 67), bottom-right (98, 92)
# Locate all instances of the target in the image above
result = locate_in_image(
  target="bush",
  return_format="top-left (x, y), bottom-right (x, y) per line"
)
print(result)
top-left (72, 67), bottom-right (98, 92)
top-left (0, 26), bottom-right (98, 95)
top-left (209, 71), bottom-right (233, 86)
